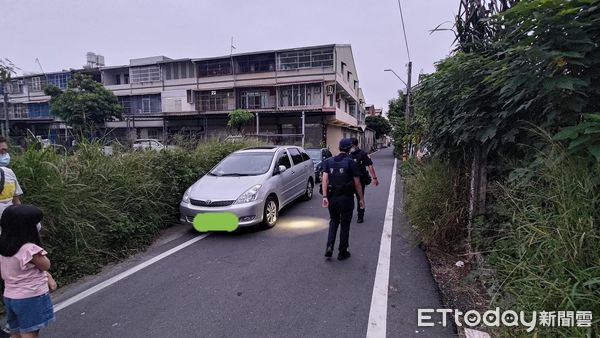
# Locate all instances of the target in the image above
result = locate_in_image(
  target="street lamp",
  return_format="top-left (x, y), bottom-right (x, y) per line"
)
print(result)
top-left (384, 69), bottom-right (407, 87)
top-left (384, 68), bottom-right (411, 120)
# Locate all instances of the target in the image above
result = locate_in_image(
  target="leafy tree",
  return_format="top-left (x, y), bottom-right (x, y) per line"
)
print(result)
top-left (45, 73), bottom-right (122, 138)
top-left (227, 109), bottom-right (254, 135)
top-left (365, 115), bottom-right (391, 139)
top-left (387, 91), bottom-right (407, 157)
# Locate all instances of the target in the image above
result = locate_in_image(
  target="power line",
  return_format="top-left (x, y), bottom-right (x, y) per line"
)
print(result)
top-left (396, 0), bottom-right (411, 61)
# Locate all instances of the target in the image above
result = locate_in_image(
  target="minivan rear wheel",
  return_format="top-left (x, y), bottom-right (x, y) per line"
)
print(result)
top-left (262, 196), bottom-right (278, 228)
top-left (303, 179), bottom-right (314, 201)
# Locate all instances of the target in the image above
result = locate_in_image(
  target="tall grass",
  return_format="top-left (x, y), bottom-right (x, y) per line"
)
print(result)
top-left (404, 159), bottom-right (468, 247)
top-left (10, 138), bottom-right (261, 284)
top-left (485, 146), bottom-right (599, 337)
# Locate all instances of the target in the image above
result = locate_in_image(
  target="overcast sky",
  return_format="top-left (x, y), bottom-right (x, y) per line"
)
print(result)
top-left (2, 0), bottom-right (457, 112)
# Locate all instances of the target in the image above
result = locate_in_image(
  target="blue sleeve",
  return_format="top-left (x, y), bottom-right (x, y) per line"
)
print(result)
top-left (363, 152), bottom-right (373, 166)
top-left (322, 159), bottom-right (330, 173)
top-left (349, 159), bottom-right (360, 177)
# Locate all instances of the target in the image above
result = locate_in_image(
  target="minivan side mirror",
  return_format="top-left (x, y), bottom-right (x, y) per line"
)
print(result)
top-left (278, 165), bottom-right (287, 173)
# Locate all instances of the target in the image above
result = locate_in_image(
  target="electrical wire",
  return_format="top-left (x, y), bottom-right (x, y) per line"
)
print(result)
top-left (397, 0), bottom-right (412, 61)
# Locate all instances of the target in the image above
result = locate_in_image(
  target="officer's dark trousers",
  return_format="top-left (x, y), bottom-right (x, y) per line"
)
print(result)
top-left (355, 182), bottom-right (366, 219)
top-left (327, 194), bottom-right (354, 252)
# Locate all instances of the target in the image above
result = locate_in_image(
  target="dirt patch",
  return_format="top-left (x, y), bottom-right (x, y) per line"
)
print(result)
top-left (425, 245), bottom-right (491, 334)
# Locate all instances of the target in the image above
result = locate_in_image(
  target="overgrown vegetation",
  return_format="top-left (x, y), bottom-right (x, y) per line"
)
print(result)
top-left (397, 0), bottom-right (600, 336)
top-left (404, 159), bottom-right (468, 247)
top-left (11, 139), bottom-right (260, 285)
top-left (484, 145), bottom-right (600, 337)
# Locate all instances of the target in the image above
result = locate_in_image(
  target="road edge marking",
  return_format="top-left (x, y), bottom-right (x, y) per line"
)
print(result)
top-left (54, 233), bottom-right (210, 312)
top-left (366, 158), bottom-right (397, 338)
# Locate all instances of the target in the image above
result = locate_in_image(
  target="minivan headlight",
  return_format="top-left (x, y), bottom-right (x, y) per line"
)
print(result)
top-left (234, 185), bottom-right (262, 204)
top-left (182, 187), bottom-right (191, 204)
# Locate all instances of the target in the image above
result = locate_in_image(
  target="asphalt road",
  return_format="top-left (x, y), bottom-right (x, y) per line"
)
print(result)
top-left (42, 147), bottom-right (455, 338)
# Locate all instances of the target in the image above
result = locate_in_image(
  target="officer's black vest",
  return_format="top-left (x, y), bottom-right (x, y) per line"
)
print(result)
top-left (326, 154), bottom-right (355, 196)
top-left (351, 149), bottom-right (369, 177)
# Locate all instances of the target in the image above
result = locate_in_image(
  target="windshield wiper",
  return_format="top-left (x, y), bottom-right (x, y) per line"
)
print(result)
top-left (218, 173), bottom-right (251, 176)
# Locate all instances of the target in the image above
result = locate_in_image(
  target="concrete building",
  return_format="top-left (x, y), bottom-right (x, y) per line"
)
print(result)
top-left (365, 104), bottom-right (383, 117)
top-left (1, 44), bottom-right (368, 149)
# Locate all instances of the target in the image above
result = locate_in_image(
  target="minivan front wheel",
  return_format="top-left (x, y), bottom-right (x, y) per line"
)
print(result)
top-left (262, 196), bottom-right (278, 228)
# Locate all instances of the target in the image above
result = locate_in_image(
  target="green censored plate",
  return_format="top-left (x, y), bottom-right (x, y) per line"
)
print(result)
top-left (193, 212), bottom-right (239, 232)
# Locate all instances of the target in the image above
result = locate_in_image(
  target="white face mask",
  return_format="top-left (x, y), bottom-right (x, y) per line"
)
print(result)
top-left (0, 153), bottom-right (10, 167)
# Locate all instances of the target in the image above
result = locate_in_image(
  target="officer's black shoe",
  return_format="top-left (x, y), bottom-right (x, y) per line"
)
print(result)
top-left (325, 245), bottom-right (334, 258)
top-left (338, 251), bottom-right (351, 260)
top-left (357, 217), bottom-right (364, 223)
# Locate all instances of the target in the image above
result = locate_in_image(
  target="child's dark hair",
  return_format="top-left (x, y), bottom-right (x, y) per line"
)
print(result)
top-left (0, 205), bottom-right (43, 257)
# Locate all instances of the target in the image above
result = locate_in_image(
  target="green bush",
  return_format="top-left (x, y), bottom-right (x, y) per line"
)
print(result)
top-left (9, 138), bottom-right (260, 285)
top-left (404, 159), bottom-right (468, 247)
top-left (485, 147), bottom-right (600, 337)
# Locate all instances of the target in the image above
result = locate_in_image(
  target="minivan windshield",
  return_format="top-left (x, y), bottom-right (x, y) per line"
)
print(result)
top-left (209, 152), bottom-right (274, 176)
top-left (306, 149), bottom-right (321, 160)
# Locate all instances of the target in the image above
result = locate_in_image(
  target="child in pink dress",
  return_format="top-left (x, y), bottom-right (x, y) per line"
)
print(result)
top-left (0, 205), bottom-right (56, 338)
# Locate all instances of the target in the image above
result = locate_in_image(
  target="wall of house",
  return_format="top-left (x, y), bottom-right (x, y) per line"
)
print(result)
top-left (162, 90), bottom-right (195, 113)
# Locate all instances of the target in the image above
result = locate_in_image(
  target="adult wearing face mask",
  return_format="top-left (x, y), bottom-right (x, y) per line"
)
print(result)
top-left (349, 138), bottom-right (378, 223)
top-left (0, 136), bottom-right (22, 218)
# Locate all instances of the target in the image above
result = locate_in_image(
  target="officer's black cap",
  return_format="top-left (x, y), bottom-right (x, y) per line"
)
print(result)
top-left (339, 138), bottom-right (352, 151)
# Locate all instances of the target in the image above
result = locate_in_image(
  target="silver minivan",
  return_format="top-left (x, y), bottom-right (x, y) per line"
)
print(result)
top-left (179, 146), bottom-right (315, 228)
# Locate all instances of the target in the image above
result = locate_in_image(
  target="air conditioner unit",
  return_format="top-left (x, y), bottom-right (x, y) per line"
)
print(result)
top-left (326, 85), bottom-right (334, 96)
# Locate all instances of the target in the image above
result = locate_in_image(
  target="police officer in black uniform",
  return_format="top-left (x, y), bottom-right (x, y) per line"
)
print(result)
top-left (349, 138), bottom-right (379, 223)
top-left (321, 138), bottom-right (365, 260)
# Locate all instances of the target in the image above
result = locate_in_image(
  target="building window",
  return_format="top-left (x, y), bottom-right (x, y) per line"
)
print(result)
top-left (5, 81), bottom-right (23, 94)
top-left (277, 48), bottom-right (334, 71)
top-left (235, 54), bottom-right (275, 74)
top-left (0, 103), bottom-right (28, 118)
top-left (118, 97), bottom-right (131, 114)
top-left (118, 94), bottom-right (161, 114)
top-left (165, 61), bottom-right (195, 80)
top-left (26, 103), bottom-right (50, 118)
top-left (124, 74), bottom-right (130, 84)
top-left (29, 77), bottom-right (43, 92)
top-left (115, 74), bottom-right (121, 85)
top-left (279, 83), bottom-right (322, 107)
top-left (198, 59), bottom-right (232, 77)
top-left (47, 73), bottom-right (70, 89)
top-left (130, 66), bottom-right (161, 83)
top-left (239, 89), bottom-right (271, 109)
top-left (197, 90), bottom-right (234, 112)
top-left (347, 71), bottom-right (352, 82)
top-left (341, 62), bottom-right (346, 75)
top-left (142, 98), bottom-right (151, 113)
top-left (147, 128), bottom-right (162, 140)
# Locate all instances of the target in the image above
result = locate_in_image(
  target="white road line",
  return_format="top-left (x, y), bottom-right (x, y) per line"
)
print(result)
top-left (54, 233), bottom-right (210, 312)
top-left (366, 159), bottom-right (397, 338)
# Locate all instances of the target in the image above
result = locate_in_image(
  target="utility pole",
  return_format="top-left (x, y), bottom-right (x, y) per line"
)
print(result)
top-left (405, 61), bottom-right (412, 121)
top-left (405, 61), bottom-right (413, 156)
